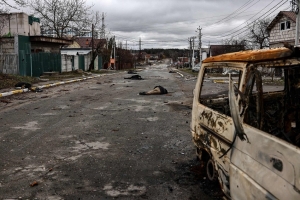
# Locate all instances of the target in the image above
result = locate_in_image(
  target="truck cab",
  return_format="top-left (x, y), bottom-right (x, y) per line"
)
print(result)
top-left (191, 47), bottom-right (300, 199)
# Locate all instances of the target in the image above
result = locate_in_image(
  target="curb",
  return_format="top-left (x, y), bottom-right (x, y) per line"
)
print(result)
top-left (0, 73), bottom-right (116, 98)
top-left (213, 80), bottom-right (237, 84)
top-left (176, 71), bottom-right (184, 77)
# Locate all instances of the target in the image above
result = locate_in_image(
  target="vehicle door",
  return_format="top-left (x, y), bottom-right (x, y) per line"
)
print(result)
top-left (229, 65), bottom-right (300, 200)
top-left (192, 63), bottom-right (244, 196)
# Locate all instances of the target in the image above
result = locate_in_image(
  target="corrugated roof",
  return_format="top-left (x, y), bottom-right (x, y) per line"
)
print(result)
top-left (75, 37), bottom-right (106, 48)
top-left (61, 49), bottom-right (91, 55)
top-left (203, 47), bottom-right (293, 63)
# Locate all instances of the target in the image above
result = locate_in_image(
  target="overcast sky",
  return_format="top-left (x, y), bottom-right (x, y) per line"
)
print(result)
top-left (86, 0), bottom-right (291, 50)
top-left (8, 0), bottom-right (292, 49)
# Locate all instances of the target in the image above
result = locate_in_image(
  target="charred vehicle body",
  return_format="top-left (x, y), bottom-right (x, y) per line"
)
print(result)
top-left (191, 47), bottom-right (300, 199)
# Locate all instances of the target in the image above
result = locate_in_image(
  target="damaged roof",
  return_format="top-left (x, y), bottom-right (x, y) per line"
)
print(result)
top-left (203, 47), bottom-right (293, 63)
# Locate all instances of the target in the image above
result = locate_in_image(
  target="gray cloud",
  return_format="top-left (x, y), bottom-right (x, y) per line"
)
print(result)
top-left (8, 0), bottom-right (291, 49)
top-left (89, 0), bottom-right (290, 49)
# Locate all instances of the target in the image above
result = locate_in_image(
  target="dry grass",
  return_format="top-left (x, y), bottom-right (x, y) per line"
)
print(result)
top-left (0, 73), bottom-right (40, 89)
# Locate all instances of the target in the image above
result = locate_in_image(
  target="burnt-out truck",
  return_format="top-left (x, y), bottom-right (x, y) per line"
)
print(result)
top-left (191, 47), bottom-right (300, 199)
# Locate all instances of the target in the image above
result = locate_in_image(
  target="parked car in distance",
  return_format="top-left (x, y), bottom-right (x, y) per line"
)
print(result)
top-left (192, 63), bottom-right (201, 72)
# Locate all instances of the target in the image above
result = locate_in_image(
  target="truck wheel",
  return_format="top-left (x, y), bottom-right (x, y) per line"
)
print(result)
top-left (206, 159), bottom-right (217, 181)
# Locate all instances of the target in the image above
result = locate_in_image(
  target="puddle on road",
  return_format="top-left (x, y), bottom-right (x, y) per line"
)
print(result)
top-left (138, 117), bottom-right (159, 122)
top-left (41, 112), bottom-right (56, 116)
top-left (72, 140), bottom-right (110, 152)
top-left (103, 182), bottom-right (146, 197)
top-left (9, 164), bottom-right (47, 178)
top-left (65, 154), bottom-right (82, 161)
top-left (52, 105), bottom-right (70, 110)
top-left (12, 121), bottom-right (40, 131)
top-left (14, 165), bottom-right (46, 173)
top-left (94, 102), bottom-right (112, 110)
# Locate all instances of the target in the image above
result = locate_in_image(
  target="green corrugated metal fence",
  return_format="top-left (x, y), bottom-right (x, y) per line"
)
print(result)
top-left (18, 35), bottom-right (62, 77)
top-left (31, 53), bottom-right (61, 77)
top-left (78, 55), bottom-right (85, 70)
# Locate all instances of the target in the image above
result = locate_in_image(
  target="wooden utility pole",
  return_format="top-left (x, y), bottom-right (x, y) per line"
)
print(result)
top-left (295, 0), bottom-right (300, 46)
top-left (91, 24), bottom-right (94, 70)
top-left (197, 26), bottom-right (202, 64)
top-left (113, 35), bottom-right (116, 70)
top-left (189, 37), bottom-right (192, 68)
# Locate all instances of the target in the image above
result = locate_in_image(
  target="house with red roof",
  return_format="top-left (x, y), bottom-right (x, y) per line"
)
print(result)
top-left (61, 37), bottom-right (107, 71)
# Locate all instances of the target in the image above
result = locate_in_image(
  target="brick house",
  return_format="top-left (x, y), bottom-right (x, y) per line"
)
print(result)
top-left (267, 11), bottom-right (297, 48)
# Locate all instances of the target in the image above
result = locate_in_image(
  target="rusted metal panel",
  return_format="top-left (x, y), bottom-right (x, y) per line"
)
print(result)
top-left (203, 48), bottom-right (292, 63)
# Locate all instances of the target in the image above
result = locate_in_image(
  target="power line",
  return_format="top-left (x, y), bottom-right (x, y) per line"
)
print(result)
top-left (203, 0), bottom-right (288, 39)
top-left (212, 0), bottom-right (259, 25)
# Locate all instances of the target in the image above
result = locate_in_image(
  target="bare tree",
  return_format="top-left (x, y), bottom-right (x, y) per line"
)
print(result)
top-left (87, 11), bottom-right (107, 71)
top-left (29, 0), bottom-right (93, 38)
top-left (88, 38), bottom-right (107, 71)
top-left (0, 0), bottom-right (27, 10)
top-left (0, 14), bottom-right (9, 36)
top-left (247, 18), bottom-right (271, 49)
top-left (223, 37), bottom-right (249, 51)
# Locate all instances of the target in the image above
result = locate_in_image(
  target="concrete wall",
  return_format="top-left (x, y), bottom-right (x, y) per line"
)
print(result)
top-left (0, 13), bottom-right (40, 36)
top-left (0, 54), bottom-right (18, 74)
top-left (0, 37), bottom-right (15, 53)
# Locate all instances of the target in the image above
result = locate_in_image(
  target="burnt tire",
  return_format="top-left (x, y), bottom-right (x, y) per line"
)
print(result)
top-left (206, 159), bottom-right (217, 181)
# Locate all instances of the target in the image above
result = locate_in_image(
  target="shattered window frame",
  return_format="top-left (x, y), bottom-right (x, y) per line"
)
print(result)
top-left (243, 63), bottom-right (300, 147)
top-left (199, 64), bottom-right (243, 117)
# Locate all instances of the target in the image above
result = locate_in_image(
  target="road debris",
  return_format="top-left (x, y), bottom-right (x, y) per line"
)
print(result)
top-left (1, 99), bottom-right (12, 104)
top-left (15, 82), bottom-right (32, 89)
top-left (124, 75), bottom-right (143, 80)
top-left (127, 70), bottom-right (137, 74)
top-left (30, 181), bottom-right (38, 187)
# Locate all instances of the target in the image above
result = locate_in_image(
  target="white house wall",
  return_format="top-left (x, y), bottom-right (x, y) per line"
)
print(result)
top-left (84, 54), bottom-right (91, 71)
top-left (61, 54), bottom-right (73, 72)
top-left (94, 56), bottom-right (98, 70)
top-left (74, 56), bottom-right (79, 70)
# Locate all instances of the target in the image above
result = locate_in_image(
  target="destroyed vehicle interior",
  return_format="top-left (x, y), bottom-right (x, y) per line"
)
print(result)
top-left (200, 66), bottom-right (300, 148)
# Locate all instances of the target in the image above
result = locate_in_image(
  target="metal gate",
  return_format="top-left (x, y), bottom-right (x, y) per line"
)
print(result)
top-left (78, 55), bottom-right (85, 70)
top-left (31, 53), bottom-right (61, 77)
top-left (18, 35), bottom-right (62, 77)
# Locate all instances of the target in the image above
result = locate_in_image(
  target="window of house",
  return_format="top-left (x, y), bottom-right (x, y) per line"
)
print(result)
top-left (286, 21), bottom-right (291, 29)
top-left (281, 21), bottom-right (291, 31)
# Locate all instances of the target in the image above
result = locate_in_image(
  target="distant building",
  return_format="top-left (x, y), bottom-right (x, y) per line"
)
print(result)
top-left (209, 45), bottom-right (245, 57)
top-left (0, 12), bottom-right (40, 36)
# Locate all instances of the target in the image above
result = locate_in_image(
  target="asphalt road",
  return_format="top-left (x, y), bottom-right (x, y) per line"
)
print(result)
top-left (0, 62), bottom-right (223, 199)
